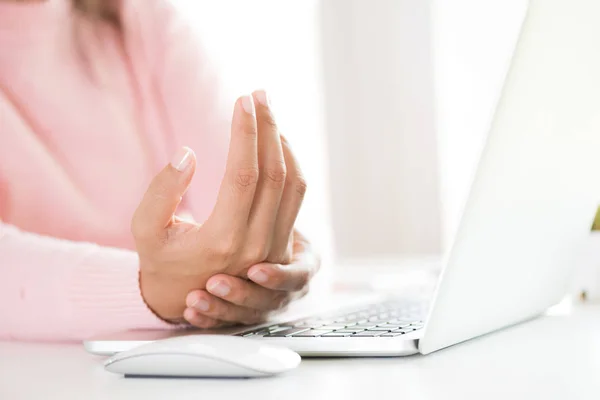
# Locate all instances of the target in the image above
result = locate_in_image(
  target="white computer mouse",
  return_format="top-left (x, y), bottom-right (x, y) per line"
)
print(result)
top-left (103, 335), bottom-right (301, 378)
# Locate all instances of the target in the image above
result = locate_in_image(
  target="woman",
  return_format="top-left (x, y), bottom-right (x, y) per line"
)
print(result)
top-left (0, 0), bottom-right (319, 341)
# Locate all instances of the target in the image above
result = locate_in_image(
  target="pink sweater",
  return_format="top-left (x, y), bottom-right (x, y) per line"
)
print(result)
top-left (0, 0), bottom-right (231, 341)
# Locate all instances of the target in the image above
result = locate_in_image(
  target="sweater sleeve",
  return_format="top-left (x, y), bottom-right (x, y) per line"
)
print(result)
top-left (0, 222), bottom-right (171, 342)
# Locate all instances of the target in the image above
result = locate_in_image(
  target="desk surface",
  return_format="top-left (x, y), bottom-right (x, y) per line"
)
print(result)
top-left (1, 299), bottom-right (599, 400)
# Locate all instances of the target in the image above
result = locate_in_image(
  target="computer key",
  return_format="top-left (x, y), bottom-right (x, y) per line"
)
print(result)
top-left (290, 330), bottom-right (334, 337)
top-left (352, 331), bottom-right (386, 337)
top-left (319, 324), bottom-right (348, 330)
top-left (376, 326), bottom-right (403, 330)
top-left (267, 328), bottom-right (310, 337)
top-left (267, 325), bottom-right (293, 331)
top-left (294, 323), bottom-right (325, 329)
top-left (353, 324), bottom-right (377, 329)
top-left (242, 329), bottom-right (270, 336)
top-left (321, 333), bottom-right (352, 337)
top-left (392, 328), bottom-right (415, 334)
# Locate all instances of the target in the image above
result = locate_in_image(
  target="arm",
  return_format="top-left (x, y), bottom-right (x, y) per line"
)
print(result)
top-left (0, 93), bottom-right (294, 340)
top-left (0, 223), bottom-right (169, 342)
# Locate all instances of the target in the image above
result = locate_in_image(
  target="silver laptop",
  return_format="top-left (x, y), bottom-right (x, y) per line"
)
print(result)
top-left (85, 0), bottom-right (600, 357)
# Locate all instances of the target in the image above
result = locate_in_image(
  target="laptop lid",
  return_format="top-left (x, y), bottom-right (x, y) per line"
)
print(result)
top-left (420, 0), bottom-right (600, 354)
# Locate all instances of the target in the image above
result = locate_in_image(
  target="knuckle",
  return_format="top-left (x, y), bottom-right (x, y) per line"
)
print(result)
top-left (269, 246), bottom-right (293, 265)
top-left (294, 175), bottom-right (308, 197)
top-left (267, 252), bottom-right (291, 265)
top-left (243, 124), bottom-right (258, 136)
top-left (262, 113), bottom-right (278, 131)
top-left (233, 167), bottom-right (259, 193)
top-left (243, 244), bottom-right (269, 265)
top-left (263, 162), bottom-right (287, 189)
top-left (211, 235), bottom-right (240, 260)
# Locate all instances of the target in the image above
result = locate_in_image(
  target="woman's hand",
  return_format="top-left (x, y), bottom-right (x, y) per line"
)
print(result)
top-left (132, 91), bottom-right (310, 322)
top-left (183, 231), bottom-right (320, 327)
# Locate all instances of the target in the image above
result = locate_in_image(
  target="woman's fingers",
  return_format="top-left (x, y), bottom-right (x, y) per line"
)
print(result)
top-left (247, 262), bottom-right (313, 292)
top-left (185, 289), bottom-right (268, 325)
top-left (131, 147), bottom-right (196, 246)
top-left (183, 233), bottom-right (319, 326)
top-left (205, 274), bottom-right (291, 311)
top-left (182, 308), bottom-right (221, 329)
top-left (247, 90), bottom-right (286, 254)
top-left (211, 95), bottom-right (259, 228)
top-left (249, 233), bottom-right (319, 291)
top-left (268, 136), bottom-right (307, 262)
top-left (204, 92), bottom-right (303, 267)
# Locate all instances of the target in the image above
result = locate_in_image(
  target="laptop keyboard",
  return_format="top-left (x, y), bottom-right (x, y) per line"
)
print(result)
top-left (238, 299), bottom-right (426, 338)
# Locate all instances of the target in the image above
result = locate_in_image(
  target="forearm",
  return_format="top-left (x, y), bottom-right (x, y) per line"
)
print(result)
top-left (0, 223), bottom-right (171, 342)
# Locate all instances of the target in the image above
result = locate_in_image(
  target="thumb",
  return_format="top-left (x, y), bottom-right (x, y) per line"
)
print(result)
top-left (132, 147), bottom-right (196, 242)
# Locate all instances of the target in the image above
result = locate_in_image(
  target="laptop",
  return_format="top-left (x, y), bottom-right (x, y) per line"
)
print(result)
top-left (85, 0), bottom-right (600, 357)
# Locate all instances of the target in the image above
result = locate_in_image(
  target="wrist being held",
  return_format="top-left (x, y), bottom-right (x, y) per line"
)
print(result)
top-left (184, 231), bottom-right (321, 328)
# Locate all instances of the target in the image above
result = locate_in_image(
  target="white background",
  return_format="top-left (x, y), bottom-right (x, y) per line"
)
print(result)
top-left (170, 0), bottom-right (527, 261)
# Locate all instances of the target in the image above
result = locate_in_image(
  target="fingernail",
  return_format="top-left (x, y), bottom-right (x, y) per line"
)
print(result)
top-left (208, 280), bottom-right (230, 297)
top-left (170, 147), bottom-right (193, 172)
top-left (249, 268), bottom-right (269, 283)
top-left (192, 298), bottom-right (210, 312)
top-left (255, 90), bottom-right (270, 107)
top-left (183, 308), bottom-right (196, 321)
top-left (241, 95), bottom-right (255, 115)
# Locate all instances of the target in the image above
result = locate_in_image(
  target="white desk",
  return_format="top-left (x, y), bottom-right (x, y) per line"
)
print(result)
top-left (1, 300), bottom-right (599, 400)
